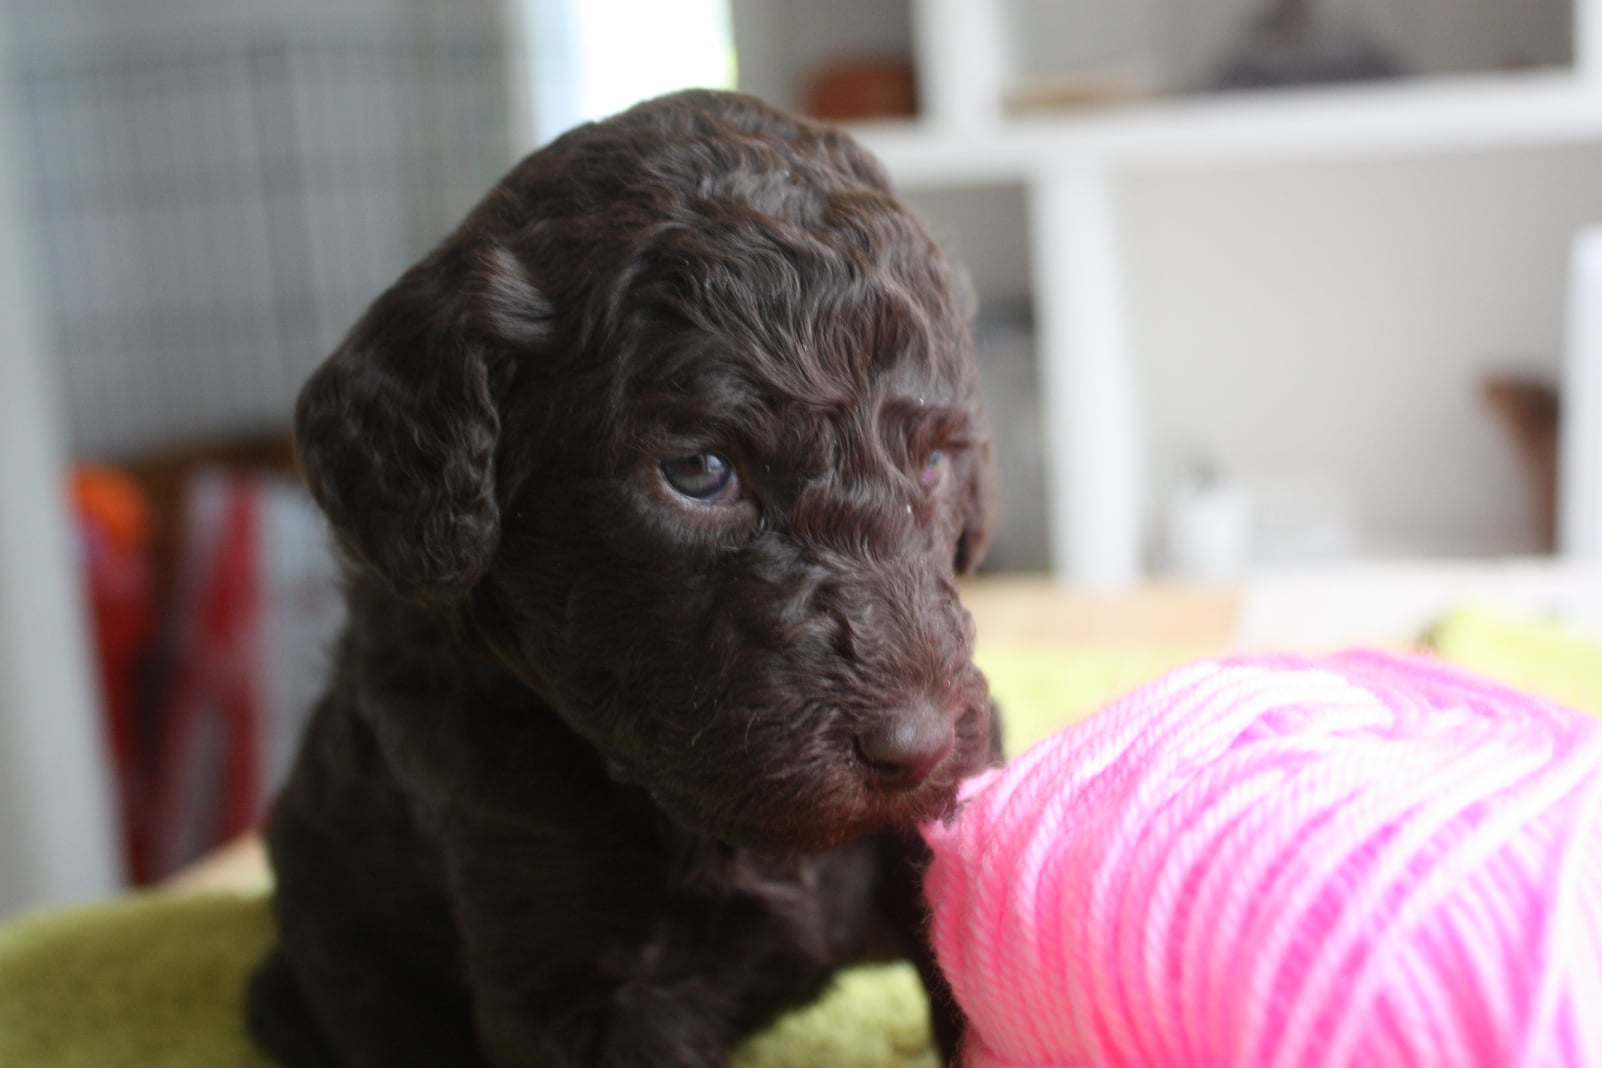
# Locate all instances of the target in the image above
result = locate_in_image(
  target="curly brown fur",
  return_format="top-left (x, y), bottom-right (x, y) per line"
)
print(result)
top-left (249, 89), bottom-right (999, 1068)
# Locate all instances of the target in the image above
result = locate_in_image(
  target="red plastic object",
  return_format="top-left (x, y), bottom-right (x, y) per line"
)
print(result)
top-left (148, 474), bottom-right (264, 877)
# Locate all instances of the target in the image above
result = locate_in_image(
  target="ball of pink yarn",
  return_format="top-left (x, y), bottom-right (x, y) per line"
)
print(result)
top-left (922, 650), bottom-right (1602, 1068)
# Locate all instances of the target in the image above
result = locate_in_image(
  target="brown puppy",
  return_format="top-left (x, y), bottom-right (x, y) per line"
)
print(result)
top-left (248, 89), bottom-right (998, 1068)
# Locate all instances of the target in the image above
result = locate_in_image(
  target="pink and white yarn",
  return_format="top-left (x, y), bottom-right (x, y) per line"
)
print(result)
top-left (922, 651), bottom-right (1602, 1068)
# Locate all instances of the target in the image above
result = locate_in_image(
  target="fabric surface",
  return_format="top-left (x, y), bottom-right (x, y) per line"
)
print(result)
top-left (0, 891), bottom-right (938, 1068)
top-left (0, 892), bottom-right (278, 1067)
top-left (1427, 604), bottom-right (1602, 717)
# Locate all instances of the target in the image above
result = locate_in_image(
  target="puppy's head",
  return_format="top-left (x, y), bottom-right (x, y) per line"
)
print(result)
top-left (297, 90), bottom-right (997, 852)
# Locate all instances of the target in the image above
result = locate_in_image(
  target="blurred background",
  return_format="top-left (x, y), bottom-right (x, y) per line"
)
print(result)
top-left (1, 0), bottom-right (1600, 915)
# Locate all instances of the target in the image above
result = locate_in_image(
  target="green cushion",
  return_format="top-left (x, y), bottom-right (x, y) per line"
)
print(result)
top-left (975, 641), bottom-right (1208, 750)
top-left (0, 893), bottom-right (278, 1067)
top-left (0, 890), bottom-right (940, 1068)
top-left (1427, 605), bottom-right (1602, 717)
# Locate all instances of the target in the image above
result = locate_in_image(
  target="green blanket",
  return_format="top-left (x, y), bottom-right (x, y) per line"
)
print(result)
top-left (2, 613), bottom-right (1594, 1067)
top-left (0, 892), bottom-right (939, 1068)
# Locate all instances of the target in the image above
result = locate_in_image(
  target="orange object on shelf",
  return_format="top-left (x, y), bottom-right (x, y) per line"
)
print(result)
top-left (71, 463), bottom-right (157, 882)
top-left (804, 58), bottom-right (918, 121)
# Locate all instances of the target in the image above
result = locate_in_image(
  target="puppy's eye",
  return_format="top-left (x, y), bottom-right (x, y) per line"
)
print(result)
top-left (918, 450), bottom-right (947, 489)
top-left (662, 452), bottom-right (740, 503)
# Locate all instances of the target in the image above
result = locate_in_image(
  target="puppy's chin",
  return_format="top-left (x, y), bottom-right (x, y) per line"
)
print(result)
top-left (629, 715), bottom-right (993, 855)
top-left (690, 780), bottom-right (968, 855)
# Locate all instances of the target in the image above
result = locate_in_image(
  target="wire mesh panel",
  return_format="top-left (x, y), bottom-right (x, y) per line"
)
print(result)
top-left (15, 22), bottom-right (511, 458)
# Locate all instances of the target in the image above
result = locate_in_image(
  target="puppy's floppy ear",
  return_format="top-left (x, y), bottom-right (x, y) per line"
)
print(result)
top-left (953, 440), bottom-right (997, 575)
top-left (295, 244), bottom-right (545, 603)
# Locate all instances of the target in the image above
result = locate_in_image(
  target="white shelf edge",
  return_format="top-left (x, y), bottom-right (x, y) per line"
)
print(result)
top-left (850, 71), bottom-right (1602, 186)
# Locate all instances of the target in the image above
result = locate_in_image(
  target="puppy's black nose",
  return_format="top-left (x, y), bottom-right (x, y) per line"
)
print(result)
top-left (855, 702), bottom-right (954, 788)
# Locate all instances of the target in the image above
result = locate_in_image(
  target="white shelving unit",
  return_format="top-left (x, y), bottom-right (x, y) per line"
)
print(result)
top-left (844, 0), bottom-right (1602, 588)
top-left (1564, 227), bottom-right (1602, 559)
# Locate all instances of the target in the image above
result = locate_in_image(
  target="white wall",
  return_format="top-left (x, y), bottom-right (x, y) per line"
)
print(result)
top-left (1122, 143), bottom-right (1602, 560)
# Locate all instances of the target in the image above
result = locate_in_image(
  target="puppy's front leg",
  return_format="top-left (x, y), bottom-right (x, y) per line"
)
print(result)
top-left (441, 824), bottom-right (734, 1068)
top-left (468, 976), bottom-right (730, 1068)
